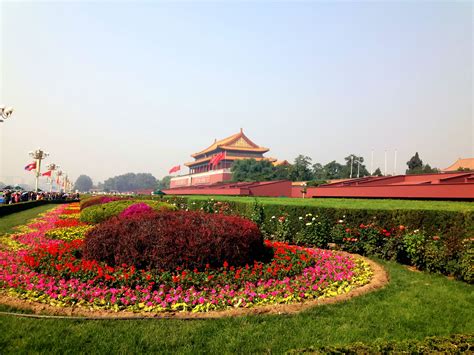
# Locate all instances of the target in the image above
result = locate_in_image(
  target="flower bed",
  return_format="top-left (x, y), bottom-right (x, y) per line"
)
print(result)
top-left (0, 203), bottom-right (374, 314)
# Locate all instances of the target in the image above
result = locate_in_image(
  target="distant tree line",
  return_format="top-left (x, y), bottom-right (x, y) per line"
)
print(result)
top-left (231, 152), bottom-right (440, 183)
top-left (72, 152), bottom-right (442, 192)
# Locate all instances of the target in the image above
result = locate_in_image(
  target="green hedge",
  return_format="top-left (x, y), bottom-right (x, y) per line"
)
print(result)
top-left (80, 200), bottom-right (176, 224)
top-left (158, 196), bottom-right (473, 283)
top-left (288, 334), bottom-right (473, 354)
top-left (176, 197), bottom-right (474, 237)
top-left (0, 200), bottom-right (70, 217)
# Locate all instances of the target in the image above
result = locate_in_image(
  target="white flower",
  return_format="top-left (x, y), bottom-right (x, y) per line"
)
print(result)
top-left (271, 216), bottom-right (276, 219)
top-left (312, 217), bottom-right (316, 221)
top-left (343, 215), bottom-right (346, 218)
top-left (338, 219), bottom-right (344, 223)
top-left (306, 222), bottom-right (312, 226)
top-left (306, 213), bottom-right (312, 217)
top-left (299, 217), bottom-right (303, 220)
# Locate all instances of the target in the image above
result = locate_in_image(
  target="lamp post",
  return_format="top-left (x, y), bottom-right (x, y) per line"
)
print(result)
top-left (56, 170), bottom-right (63, 193)
top-left (46, 163), bottom-right (59, 192)
top-left (0, 105), bottom-right (14, 123)
top-left (350, 155), bottom-right (363, 179)
top-left (29, 149), bottom-right (49, 192)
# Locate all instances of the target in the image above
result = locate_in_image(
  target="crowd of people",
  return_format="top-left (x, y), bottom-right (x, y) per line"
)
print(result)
top-left (1, 190), bottom-right (80, 204)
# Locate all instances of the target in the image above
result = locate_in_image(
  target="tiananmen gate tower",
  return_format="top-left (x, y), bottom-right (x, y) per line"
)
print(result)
top-left (170, 129), bottom-right (285, 188)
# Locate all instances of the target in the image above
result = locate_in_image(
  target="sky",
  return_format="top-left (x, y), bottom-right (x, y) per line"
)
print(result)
top-left (0, 1), bottom-right (472, 187)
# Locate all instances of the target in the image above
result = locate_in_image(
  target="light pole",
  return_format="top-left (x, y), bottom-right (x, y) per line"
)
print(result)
top-left (56, 170), bottom-right (63, 193)
top-left (350, 155), bottom-right (363, 179)
top-left (46, 163), bottom-right (59, 192)
top-left (0, 105), bottom-right (14, 123)
top-left (29, 149), bottom-right (49, 192)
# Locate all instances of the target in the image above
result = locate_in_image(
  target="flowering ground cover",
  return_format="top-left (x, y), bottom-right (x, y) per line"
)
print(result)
top-left (0, 203), bottom-right (373, 314)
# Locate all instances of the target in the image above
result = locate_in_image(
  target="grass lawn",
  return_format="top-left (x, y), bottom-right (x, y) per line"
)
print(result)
top-left (0, 261), bottom-right (472, 353)
top-left (180, 196), bottom-right (474, 212)
top-left (0, 204), bottom-right (56, 234)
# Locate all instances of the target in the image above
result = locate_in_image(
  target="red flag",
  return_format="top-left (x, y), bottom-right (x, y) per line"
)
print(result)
top-left (24, 162), bottom-right (36, 171)
top-left (42, 170), bottom-right (52, 177)
top-left (211, 152), bottom-right (226, 168)
top-left (169, 165), bottom-right (181, 174)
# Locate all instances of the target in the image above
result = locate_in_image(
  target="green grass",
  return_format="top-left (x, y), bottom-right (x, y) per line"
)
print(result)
top-left (180, 196), bottom-right (474, 212)
top-left (0, 261), bottom-right (472, 353)
top-left (0, 204), bottom-right (472, 353)
top-left (0, 204), bottom-right (55, 235)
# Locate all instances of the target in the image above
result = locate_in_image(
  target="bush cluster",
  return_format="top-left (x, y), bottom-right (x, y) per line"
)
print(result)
top-left (80, 196), bottom-right (125, 211)
top-left (157, 197), bottom-right (473, 283)
top-left (83, 211), bottom-right (266, 271)
top-left (79, 200), bottom-right (176, 224)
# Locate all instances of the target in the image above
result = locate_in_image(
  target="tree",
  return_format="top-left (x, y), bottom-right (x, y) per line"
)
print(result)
top-left (231, 159), bottom-right (276, 182)
top-left (74, 175), bottom-right (93, 192)
top-left (273, 164), bottom-right (292, 180)
top-left (0, 181), bottom-right (5, 189)
top-left (372, 168), bottom-right (383, 176)
top-left (312, 163), bottom-right (326, 180)
top-left (323, 161), bottom-right (345, 179)
top-left (406, 152), bottom-right (423, 174)
top-left (290, 155), bottom-right (314, 181)
top-left (156, 176), bottom-right (172, 190)
top-left (406, 152), bottom-right (439, 174)
top-left (343, 154), bottom-right (370, 178)
top-left (103, 173), bottom-right (157, 192)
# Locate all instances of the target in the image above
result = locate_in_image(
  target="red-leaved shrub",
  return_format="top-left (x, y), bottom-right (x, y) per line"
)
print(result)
top-left (83, 211), bottom-right (266, 270)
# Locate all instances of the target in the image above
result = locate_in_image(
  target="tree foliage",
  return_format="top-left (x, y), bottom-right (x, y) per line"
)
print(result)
top-left (231, 159), bottom-right (277, 182)
top-left (343, 154), bottom-right (370, 178)
top-left (406, 152), bottom-right (439, 174)
top-left (290, 155), bottom-right (313, 181)
top-left (103, 173), bottom-right (157, 192)
top-left (372, 168), bottom-right (383, 176)
top-left (156, 176), bottom-right (172, 190)
top-left (73, 175), bottom-right (93, 192)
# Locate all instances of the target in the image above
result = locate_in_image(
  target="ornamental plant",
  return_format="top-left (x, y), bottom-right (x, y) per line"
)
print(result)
top-left (83, 211), bottom-right (267, 271)
top-left (80, 196), bottom-right (125, 210)
top-left (294, 213), bottom-right (331, 248)
top-left (119, 202), bottom-right (154, 218)
top-left (80, 200), bottom-right (176, 224)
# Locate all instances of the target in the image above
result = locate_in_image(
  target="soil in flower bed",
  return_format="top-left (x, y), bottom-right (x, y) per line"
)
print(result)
top-left (0, 203), bottom-right (381, 316)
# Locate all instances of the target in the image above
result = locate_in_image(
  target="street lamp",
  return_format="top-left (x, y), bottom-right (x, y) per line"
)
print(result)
top-left (56, 170), bottom-right (63, 193)
top-left (350, 155), bottom-right (363, 179)
top-left (0, 105), bottom-right (14, 122)
top-left (29, 149), bottom-right (49, 192)
top-left (46, 163), bottom-right (59, 192)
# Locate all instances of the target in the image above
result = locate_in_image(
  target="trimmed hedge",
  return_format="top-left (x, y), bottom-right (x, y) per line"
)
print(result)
top-left (288, 333), bottom-right (473, 354)
top-left (80, 200), bottom-right (176, 224)
top-left (83, 211), bottom-right (266, 270)
top-left (0, 200), bottom-right (70, 217)
top-left (157, 196), bottom-right (474, 283)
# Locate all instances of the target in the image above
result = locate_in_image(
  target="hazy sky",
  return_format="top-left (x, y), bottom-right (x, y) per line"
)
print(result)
top-left (0, 1), bottom-right (472, 186)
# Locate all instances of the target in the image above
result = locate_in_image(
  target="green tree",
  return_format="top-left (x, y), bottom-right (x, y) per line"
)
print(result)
top-left (323, 160), bottom-right (345, 179)
top-left (273, 164), bottom-right (292, 180)
top-left (290, 155), bottom-right (314, 181)
top-left (103, 173), bottom-right (157, 192)
top-left (406, 153), bottom-right (439, 174)
top-left (231, 159), bottom-right (276, 182)
top-left (406, 152), bottom-right (423, 174)
top-left (74, 175), bottom-right (93, 192)
top-left (312, 163), bottom-right (326, 179)
top-left (372, 167), bottom-right (383, 176)
top-left (343, 154), bottom-right (370, 178)
top-left (156, 176), bottom-right (172, 190)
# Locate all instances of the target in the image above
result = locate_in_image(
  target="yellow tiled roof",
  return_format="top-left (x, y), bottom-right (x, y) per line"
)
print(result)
top-left (191, 129), bottom-right (269, 158)
top-left (442, 158), bottom-right (474, 171)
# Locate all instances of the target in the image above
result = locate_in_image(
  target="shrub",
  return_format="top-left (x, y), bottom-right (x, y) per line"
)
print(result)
top-left (80, 196), bottom-right (125, 211)
top-left (80, 200), bottom-right (176, 224)
top-left (83, 211), bottom-right (266, 271)
top-left (119, 202), bottom-right (153, 218)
